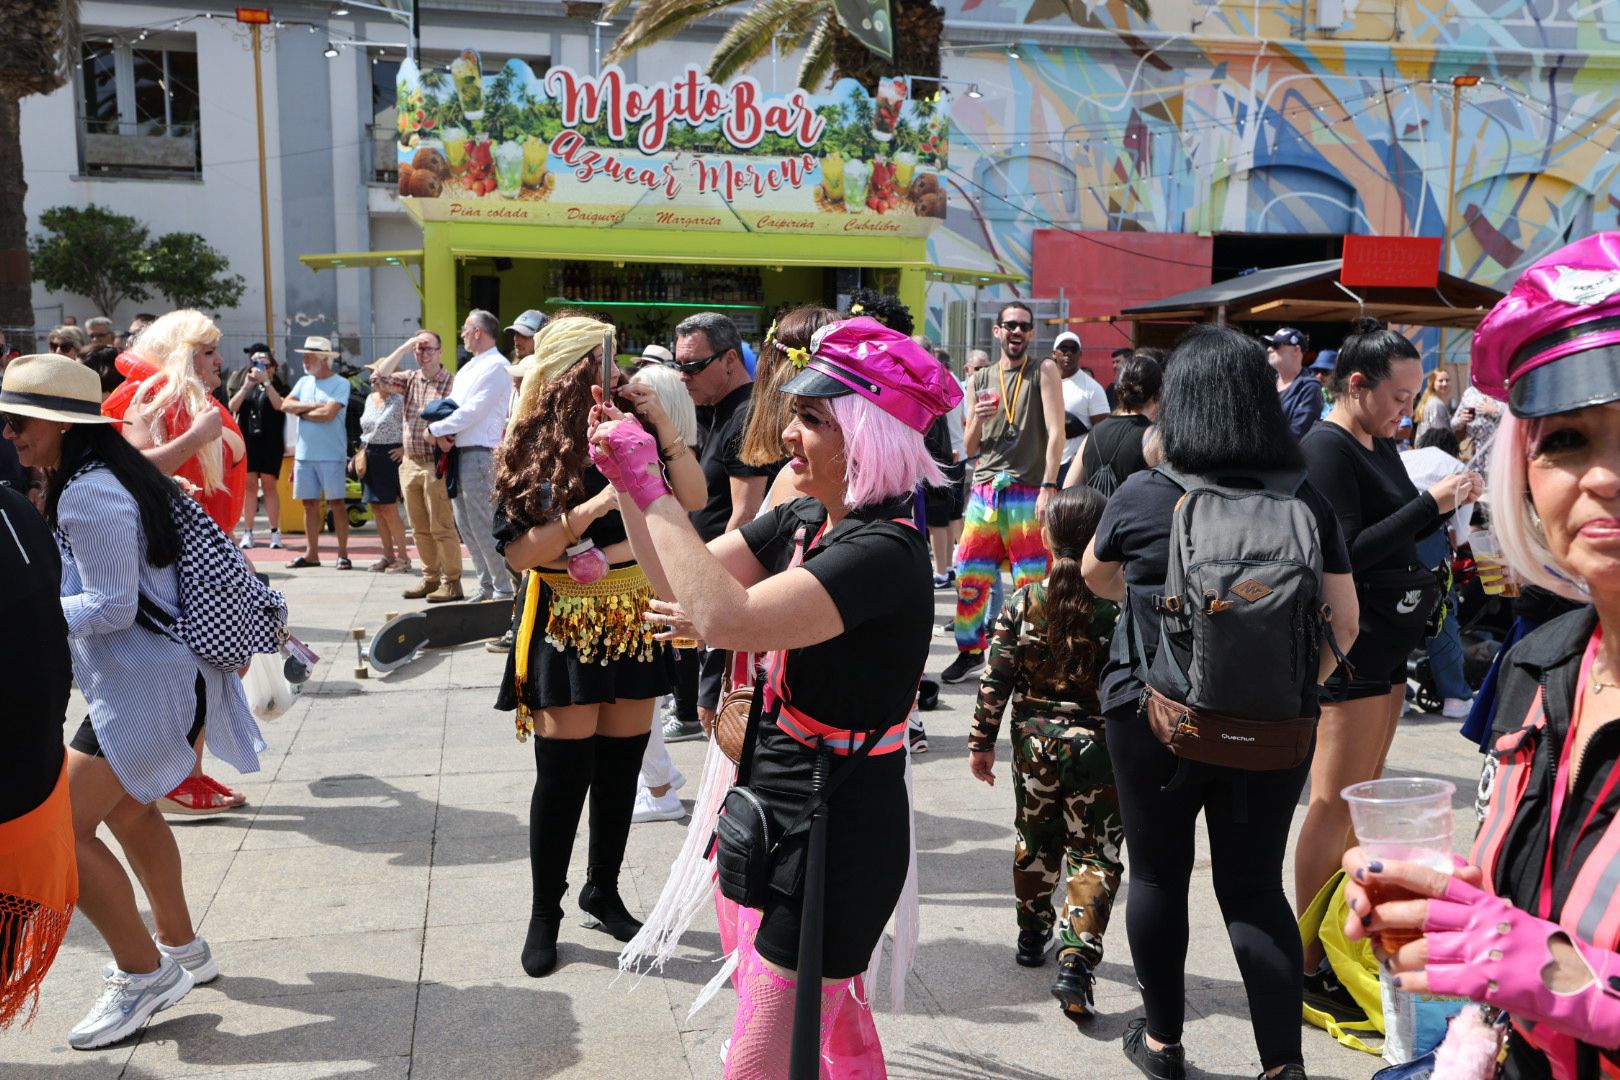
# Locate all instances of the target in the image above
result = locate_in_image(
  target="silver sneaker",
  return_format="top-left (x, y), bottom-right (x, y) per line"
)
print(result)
top-left (69, 955), bottom-right (193, 1050)
top-left (155, 933), bottom-right (219, 985)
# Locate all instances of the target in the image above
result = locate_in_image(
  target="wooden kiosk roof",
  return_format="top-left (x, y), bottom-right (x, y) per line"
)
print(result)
top-left (1118, 259), bottom-right (1504, 329)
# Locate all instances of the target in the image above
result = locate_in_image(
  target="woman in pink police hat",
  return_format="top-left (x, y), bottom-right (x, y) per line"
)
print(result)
top-left (591, 316), bottom-right (959, 1077)
top-left (1342, 233), bottom-right (1620, 1079)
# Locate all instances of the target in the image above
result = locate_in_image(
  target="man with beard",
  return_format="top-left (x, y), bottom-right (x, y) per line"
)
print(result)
top-left (944, 302), bottom-right (1067, 683)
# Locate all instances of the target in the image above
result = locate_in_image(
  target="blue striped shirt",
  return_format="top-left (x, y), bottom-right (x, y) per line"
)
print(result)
top-left (57, 468), bottom-right (264, 803)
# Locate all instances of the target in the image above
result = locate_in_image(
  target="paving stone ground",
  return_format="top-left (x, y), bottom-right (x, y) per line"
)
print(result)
top-left (3, 536), bottom-right (1480, 1079)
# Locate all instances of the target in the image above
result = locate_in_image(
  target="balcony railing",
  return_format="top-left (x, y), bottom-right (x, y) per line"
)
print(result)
top-left (367, 124), bottom-right (398, 186)
top-left (79, 118), bottom-right (201, 179)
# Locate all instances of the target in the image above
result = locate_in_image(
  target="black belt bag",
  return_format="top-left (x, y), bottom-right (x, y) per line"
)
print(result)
top-left (709, 689), bottom-right (880, 909)
top-left (1356, 565), bottom-right (1441, 639)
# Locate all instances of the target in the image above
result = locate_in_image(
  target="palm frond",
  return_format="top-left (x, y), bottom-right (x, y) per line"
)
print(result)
top-left (605, 0), bottom-right (746, 64)
top-left (796, 14), bottom-right (836, 92)
top-left (707, 0), bottom-right (828, 84)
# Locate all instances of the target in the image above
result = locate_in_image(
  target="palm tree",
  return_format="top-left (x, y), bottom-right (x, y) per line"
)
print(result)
top-left (0, 0), bottom-right (79, 345)
top-left (603, 0), bottom-right (1151, 93)
top-left (603, 0), bottom-right (945, 93)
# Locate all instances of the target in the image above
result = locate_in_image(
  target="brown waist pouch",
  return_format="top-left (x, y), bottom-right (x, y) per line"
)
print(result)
top-left (1143, 688), bottom-right (1315, 771)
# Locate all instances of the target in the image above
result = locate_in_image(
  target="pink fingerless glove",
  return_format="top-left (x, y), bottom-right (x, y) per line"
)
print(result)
top-left (589, 421), bottom-right (671, 512)
top-left (1424, 874), bottom-right (1620, 1047)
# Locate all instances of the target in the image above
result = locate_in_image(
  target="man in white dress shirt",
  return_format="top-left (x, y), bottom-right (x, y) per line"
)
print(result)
top-left (427, 309), bottom-right (514, 602)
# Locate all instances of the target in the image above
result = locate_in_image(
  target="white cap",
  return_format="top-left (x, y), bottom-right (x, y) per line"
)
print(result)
top-left (1053, 331), bottom-right (1082, 350)
top-left (637, 344), bottom-right (674, 366)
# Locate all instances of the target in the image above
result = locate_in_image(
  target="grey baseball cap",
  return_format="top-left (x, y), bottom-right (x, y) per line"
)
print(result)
top-left (506, 310), bottom-right (548, 337)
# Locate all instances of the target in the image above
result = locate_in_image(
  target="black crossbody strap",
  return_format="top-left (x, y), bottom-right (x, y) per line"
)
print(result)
top-left (768, 730), bottom-right (882, 853)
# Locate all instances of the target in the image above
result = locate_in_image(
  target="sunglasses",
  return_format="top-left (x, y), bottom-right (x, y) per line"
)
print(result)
top-left (999, 320), bottom-right (1033, 332)
top-left (48, 341), bottom-right (73, 353)
top-left (1056, 343), bottom-right (1080, 353)
top-left (1, 412), bottom-right (32, 433)
top-left (673, 351), bottom-right (726, 376)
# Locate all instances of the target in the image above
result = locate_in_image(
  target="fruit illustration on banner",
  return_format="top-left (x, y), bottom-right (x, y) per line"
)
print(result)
top-left (444, 126), bottom-right (469, 173)
top-left (450, 50), bottom-right (484, 122)
top-left (522, 135), bottom-right (548, 188)
top-left (822, 151), bottom-right (846, 201)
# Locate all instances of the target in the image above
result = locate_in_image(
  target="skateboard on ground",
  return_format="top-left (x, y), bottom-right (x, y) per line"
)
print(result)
top-left (367, 599), bottom-right (514, 673)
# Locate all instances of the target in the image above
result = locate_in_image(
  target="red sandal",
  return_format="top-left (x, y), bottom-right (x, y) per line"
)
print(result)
top-left (157, 775), bottom-right (247, 816)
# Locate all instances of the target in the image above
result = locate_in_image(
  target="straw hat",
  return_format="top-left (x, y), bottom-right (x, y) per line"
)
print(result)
top-left (0, 354), bottom-right (120, 425)
top-left (296, 335), bottom-right (340, 358)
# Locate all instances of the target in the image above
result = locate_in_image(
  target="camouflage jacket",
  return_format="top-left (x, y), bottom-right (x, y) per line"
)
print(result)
top-left (968, 582), bottom-right (1118, 752)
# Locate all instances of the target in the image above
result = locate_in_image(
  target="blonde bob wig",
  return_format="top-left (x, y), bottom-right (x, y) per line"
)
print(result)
top-left (129, 309), bottom-right (224, 492)
top-left (1487, 410), bottom-right (1590, 602)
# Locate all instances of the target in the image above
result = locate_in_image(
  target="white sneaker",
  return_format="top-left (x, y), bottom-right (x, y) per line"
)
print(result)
top-left (239, 532), bottom-right (256, 549)
top-left (68, 955), bottom-right (193, 1050)
top-left (631, 786), bottom-right (685, 823)
top-left (1442, 697), bottom-right (1474, 719)
top-left (268, 530), bottom-right (283, 549)
top-left (155, 933), bottom-right (219, 984)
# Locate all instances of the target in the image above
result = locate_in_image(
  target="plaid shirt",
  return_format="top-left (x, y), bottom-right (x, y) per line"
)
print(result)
top-left (372, 366), bottom-right (455, 462)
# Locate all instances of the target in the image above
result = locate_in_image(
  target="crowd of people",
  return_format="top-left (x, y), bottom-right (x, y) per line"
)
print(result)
top-left (5, 231), bottom-right (1620, 1080)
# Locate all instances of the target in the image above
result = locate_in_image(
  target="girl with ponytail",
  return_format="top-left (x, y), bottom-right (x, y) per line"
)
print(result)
top-left (966, 484), bottom-right (1122, 1028)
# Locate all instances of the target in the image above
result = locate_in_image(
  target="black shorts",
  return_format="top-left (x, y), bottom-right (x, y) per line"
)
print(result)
top-left (1326, 569), bottom-right (1440, 702)
top-left (71, 673), bottom-right (206, 757)
top-left (944, 461), bottom-right (967, 521)
top-left (747, 725), bottom-right (910, 979)
top-left (363, 444), bottom-right (402, 505)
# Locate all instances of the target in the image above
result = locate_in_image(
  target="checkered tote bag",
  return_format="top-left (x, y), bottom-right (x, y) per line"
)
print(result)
top-left (141, 491), bottom-right (289, 671)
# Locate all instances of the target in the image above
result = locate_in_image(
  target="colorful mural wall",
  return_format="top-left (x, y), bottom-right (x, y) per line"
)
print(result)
top-left (923, 0), bottom-right (1620, 351)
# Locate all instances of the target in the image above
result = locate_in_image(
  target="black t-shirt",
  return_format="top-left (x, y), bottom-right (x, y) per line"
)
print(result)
top-left (0, 486), bottom-right (71, 823)
top-left (237, 381), bottom-right (288, 455)
top-left (692, 383), bottom-right (774, 542)
top-left (1091, 468), bottom-right (1352, 714)
top-left (739, 496), bottom-right (932, 731)
top-left (1301, 421), bottom-right (1441, 575)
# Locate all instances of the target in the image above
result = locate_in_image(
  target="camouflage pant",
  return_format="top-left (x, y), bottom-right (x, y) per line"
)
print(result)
top-left (1010, 720), bottom-right (1123, 965)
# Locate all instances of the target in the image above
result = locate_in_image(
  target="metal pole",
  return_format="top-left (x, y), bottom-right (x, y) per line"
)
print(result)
top-left (411, 0), bottom-right (421, 58)
top-left (789, 743), bottom-right (831, 1080)
top-left (252, 22), bottom-right (275, 349)
top-left (1444, 80), bottom-right (1463, 276)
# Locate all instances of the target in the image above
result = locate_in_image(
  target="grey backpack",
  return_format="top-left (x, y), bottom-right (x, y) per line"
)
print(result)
top-left (1143, 467), bottom-right (1328, 723)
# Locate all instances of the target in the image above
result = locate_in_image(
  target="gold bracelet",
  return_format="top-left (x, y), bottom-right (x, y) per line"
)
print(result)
top-left (662, 439), bottom-right (691, 463)
top-left (559, 510), bottom-right (580, 546)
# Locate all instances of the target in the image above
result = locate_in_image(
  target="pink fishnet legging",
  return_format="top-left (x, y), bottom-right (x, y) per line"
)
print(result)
top-left (719, 894), bottom-right (886, 1079)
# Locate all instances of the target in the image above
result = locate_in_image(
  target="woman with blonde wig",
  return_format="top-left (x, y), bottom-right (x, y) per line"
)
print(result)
top-left (492, 316), bottom-right (704, 979)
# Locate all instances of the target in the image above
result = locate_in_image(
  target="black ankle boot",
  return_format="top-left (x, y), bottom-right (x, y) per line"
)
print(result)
top-left (521, 909), bottom-right (562, 977)
top-left (578, 877), bottom-right (643, 942)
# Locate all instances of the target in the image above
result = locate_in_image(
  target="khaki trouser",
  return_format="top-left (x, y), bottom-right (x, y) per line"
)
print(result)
top-left (399, 455), bottom-right (462, 584)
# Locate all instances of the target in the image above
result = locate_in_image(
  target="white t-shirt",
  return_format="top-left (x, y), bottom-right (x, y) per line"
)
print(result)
top-left (1062, 370), bottom-right (1111, 463)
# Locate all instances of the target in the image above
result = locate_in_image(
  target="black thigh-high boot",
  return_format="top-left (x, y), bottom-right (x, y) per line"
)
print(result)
top-left (578, 730), bottom-right (651, 942)
top-left (523, 734), bottom-right (595, 976)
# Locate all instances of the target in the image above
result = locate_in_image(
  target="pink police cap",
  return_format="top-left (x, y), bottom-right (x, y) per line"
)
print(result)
top-left (780, 316), bottom-right (964, 433)
top-left (1472, 231), bottom-right (1620, 417)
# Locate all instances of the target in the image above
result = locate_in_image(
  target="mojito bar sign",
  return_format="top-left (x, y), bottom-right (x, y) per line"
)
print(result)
top-left (395, 56), bottom-right (948, 235)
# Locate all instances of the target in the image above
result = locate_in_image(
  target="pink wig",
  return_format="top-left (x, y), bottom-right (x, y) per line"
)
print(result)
top-left (1487, 411), bottom-right (1590, 601)
top-left (826, 392), bottom-right (946, 509)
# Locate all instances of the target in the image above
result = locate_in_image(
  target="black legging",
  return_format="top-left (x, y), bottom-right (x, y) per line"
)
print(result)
top-left (1106, 709), bottom-right (1309, 1071)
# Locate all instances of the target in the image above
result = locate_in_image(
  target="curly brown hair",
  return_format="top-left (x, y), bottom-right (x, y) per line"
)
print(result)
top-left (739, 304), bottom-right (839, 466)
top-left (495, 350), bottom-right (598, 524)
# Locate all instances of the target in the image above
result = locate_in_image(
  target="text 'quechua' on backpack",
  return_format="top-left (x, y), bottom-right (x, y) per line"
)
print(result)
top-left (1136, 466), bottom-right (1343, 771)
top-left (136, 491), bottom-right (290, 671)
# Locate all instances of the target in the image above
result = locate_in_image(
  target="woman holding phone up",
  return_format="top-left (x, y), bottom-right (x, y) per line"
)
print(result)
top-left (492, 317), bottom-right (704, 979)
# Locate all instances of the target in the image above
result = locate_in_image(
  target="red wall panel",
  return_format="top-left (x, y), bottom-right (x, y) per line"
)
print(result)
top-left (1031, 231), bottom-right (1213, 384)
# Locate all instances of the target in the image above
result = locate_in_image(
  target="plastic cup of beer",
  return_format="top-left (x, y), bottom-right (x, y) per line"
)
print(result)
top-left (977, 388), bottom-right (1000, 410)
top-left (1342, 777), bottom-right (1455, 951)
